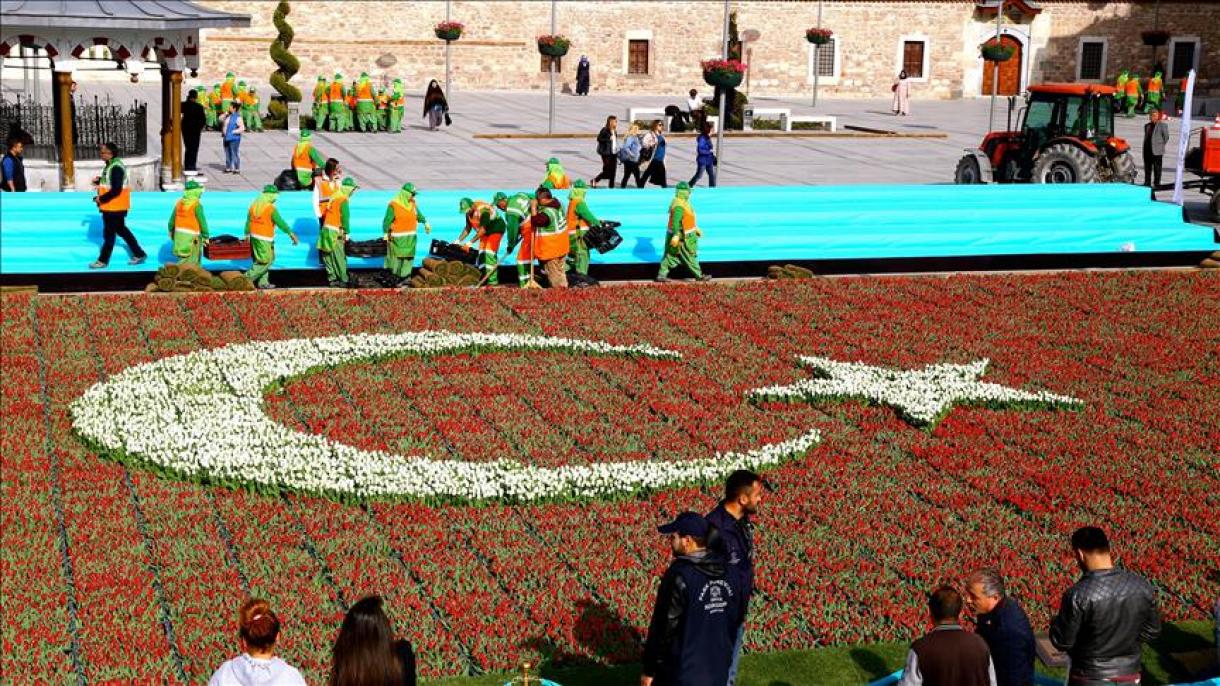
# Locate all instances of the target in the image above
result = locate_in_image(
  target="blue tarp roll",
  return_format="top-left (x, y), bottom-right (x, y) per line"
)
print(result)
top-left (0, 184), bottom-right (1212, 275)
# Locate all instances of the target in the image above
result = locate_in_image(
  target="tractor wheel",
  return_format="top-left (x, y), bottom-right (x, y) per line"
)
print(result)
top-left (954, 155), bottom-right (983, 184)
top-left (1032, 144), bottom-right (1099, 184)
top-left (1110, 150), bottom-right (1137, 184)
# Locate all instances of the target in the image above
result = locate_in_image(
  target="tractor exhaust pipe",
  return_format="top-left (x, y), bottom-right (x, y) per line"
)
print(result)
top-left (1007, 96), bottom-right (1016, 132)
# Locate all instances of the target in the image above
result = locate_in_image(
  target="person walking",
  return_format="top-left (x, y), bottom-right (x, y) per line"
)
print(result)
top-left (618, 123), bottom-right (644, 188)
top-left (639, 120), bottom-right (669, 188)
top-left (167, 180), bottom-right (209, 267)
top-left (641, 511), bottom-right (743, 686)
top-left (89, 143), bottom-right (147, 269)
top-left (181, 89), bottom-right (206, 176)
top-left (207, 598), bottom-right (306, 686)
top-left (707, 470), bottom-right (763, 686)
top-left (898, 586), bottom-right (997, 686)
top-left (220, 101), bottom-right (245, 174)
top-left (1142, 110), bottom-right (1169, 189)
top-left (383, 182), bottom-right (431, 285)
top-left (329, 595), bottom-right (416, 686)
top-left (893, 71), bottom-right (911, 116)
top-left (964, 569), bottom-right (1035, 686)
top-left (1145, 71), bottom-right (1164, 113)
top-left (1, 138), bottom-right (26, 192)
top-left (529, 187), bottom-right (569, 288)
top-left (424, 80), bottom-right (448, 131)
top-left (592, 115), bottom-right (619, 188)
top-left (656, 182), bottom-right (709, 282)
top-left (1050, 526), bottom-right (1161, 686)
top-left (688, 122), bottom-right (716, 188)
top-left (243, 185), bottom-right (299, 290)
top-left (320, 177), bottom-right (359, 288)
top-left (576, 55), bottom-right (591, 96)
top-left (1124, 73), bottom-right (1142, 118)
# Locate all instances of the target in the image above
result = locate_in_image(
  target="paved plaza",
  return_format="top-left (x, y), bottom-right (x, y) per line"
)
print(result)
top-left (4, 76), bottom-right (1214, 221)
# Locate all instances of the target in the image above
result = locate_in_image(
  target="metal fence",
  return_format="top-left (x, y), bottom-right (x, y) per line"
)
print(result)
top-left (0, 95), bottom-right (147, 161)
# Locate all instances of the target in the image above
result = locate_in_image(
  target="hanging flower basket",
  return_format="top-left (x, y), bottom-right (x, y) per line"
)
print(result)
top-left (435, 21), bottom-right (464, 42)
top-left (805, 28), bottom-right (834, 45)
top-left (701, 58), bottom-right (746, 89)
top-left (1141, 30), bottom-right (1171, 47)
top-left (537, 35), bottom-right (571, 57)
top-left (980, 41), bottom-right (1016, 62)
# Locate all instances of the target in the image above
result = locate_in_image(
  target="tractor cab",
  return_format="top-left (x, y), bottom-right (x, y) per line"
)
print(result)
top-left (956, 83), bottom-right (1136, 185)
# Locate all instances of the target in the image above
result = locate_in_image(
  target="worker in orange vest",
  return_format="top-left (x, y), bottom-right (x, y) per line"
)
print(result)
top-left (220, 71), bottom-right (236, 113)
top-left (290, 129), bottom-right (326, 189)
top-left (389, 78), bottom-right (406, 133)
top-left (1175, 76), bottom-right (1188, 115)
top-left (167, 180), bottom-right (209, 266)
top-left (312, 158), bottom-right (341, 230)
top-left (528, 186), bottom-right (569, 288)
top-left (656, 182), bottom-right (709, 282)
top-left (457, 197), bottom-right (504, 285)
top-left (313, 75), bottom-right (329, 130)
top-left (540, 157), bottom-right (571, 189)
top-left (1145, 71), bottom-right (1163, 113)
top-left (89, 143), bottom-right (147, 269)
top-left (376, 87), bottom-right (391, 131)
top-left (243, 185), bottom-right (299, 289)
top-left (319, 177), bottom-right (359, 287)
top-left (328, 72), bottom-right (349, 132)
top-left (1124, 72), bottom-right (1142, 117)
top-left (496, 191), bottom-right (536, 286)
top-left (383, 182), bottom-right (431, 283)
top-left (354, 72), bottom-right (377, 132)
top-left (565, 179), bottom-right (602, 276)
top-left (244, 86), bottom-right (263, 132)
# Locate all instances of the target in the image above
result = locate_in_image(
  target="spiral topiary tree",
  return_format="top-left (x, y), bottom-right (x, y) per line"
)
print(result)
top-left (266, 0), bottom-right (300, 128)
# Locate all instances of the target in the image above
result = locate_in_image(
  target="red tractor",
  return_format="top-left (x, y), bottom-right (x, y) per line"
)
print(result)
top-left (955, 84), bottom-right (1137, 185)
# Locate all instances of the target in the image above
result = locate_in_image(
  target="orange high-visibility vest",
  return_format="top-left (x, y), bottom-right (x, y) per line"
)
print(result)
top-left (466, 201), bottom-right (492, 233)
top-left (566, 200), bottom-right (590, 232)
top-left (292, 143), bottom-right (315, 173)
top-left (314, 84), bottom-right (329, 104)
top-left (671, 201), bottom-right (697, 233)
top-left (346, 94), bottom-right (356, 109)
top-left (1149, 77), bottom-right (1163, 94)
top-left (221, 80), bottom-right (234, 99)
top-left (97, 162), bottom-right (131, 212)
top-left (388, 200), bottom-right (419, 236)
top-left (534, 205), bottom-right (569, 261)
top-left (545, 171), bottom-right (571, 189)
top-left (174, 200), bottom-right (201, 234)
top-left (1125, 79), bottom-right (1140, 96)
top-left (316, 177), bottom-right (337, 217)
top-left (248, 204), bottom-right (277, 241)
top-left (356, 81), bottom-right (373, 102)
top-left (329, 82), bottom-right (344, 101)
top-left (324, 194), bottom-right (348, 230)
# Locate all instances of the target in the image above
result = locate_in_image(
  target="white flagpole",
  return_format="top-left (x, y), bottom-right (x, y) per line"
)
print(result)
top-left (1171, 69), bottom-right (1195, 206)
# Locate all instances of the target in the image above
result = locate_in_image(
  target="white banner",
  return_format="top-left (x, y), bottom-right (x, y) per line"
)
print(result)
top-left (1171, 69), bottom-right (1195, 206)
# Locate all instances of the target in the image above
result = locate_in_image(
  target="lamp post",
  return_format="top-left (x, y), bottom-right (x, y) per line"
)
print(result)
top-left (445, 0), bottom-right (452, 99)
top-left (548, 0), bottom-right (557, 134)
top-left (714, 0), bottom-right (729, 178)
top-left (987, 0), bottom-right (1004, 132)
top-left (812, 0), bottom-right (823, 107)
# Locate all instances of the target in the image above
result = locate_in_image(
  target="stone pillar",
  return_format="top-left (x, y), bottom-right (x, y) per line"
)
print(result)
top-left (169, 69), bottom-right (184, 184)
top-left (160, 63), bottom-right (173, 188)
top-left (52, 64), bottom-right (76, 190)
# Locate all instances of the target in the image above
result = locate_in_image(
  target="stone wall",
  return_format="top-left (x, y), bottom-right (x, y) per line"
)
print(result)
top-left (194, 1), bottom-right (1217, 99)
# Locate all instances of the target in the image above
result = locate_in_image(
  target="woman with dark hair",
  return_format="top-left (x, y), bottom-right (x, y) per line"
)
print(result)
top-left (591, 115), bottom-right (618, 188)
top-left (207, 598), bottom-right (305, 686)
top-left (330, 595), bottom-right (416, 686)
top-left (688, 121), bottom-right (717, 188)
top-left (423, 80), bottom-right (448, 131)
top-left (892, 70), bottom-right (911, 116)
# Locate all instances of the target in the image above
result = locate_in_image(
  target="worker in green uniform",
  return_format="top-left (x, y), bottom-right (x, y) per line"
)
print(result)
top-left (565, 179), bottom-right (601, 276)
top-left (235, 80), bottom-right (251, 129)
top-left (220, 71), bottom-right (237, 113)
top-left (319, 177), bottom-right (359, 287)
top-left (540, 157), bottom-right (571, 189)
top-left (656, 182), bottom-right (710, 282)
top-left (354, 72), bottom-right (378, 132)
top-left (312, 75), bottom-right (329, 130)
top-left (457, 197), bottom-right (505, 285)
top-left (1114, 70), bottom-right (1129, 107)
top-left (290, 130), bottom-right (326, 189)
top-left (245, 86), bottom-right (264, 131)
top-left (1124, 72), bottom-right (1142, 117)
top-left (205, 84), bottom-right (220, 129)
top-left (496, 191), bottom-right (536, 286)
top-left (383, 182), bottom-right (432, 283)
top-left (389, 78), bottom-right (406, 133)
top-left (328, 72), bottom-right (348, 133)
top-left (167, 180), bottom-right (209, 266)
top-left (244, 185), bottom-right (300, 290)
top-left (1145, 71), bottom-right (1164, 113)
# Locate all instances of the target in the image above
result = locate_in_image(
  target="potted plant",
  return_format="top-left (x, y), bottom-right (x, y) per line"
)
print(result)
top-left (1141, 29), bottom-right (1171, 47)
top-left (980, 40), bottom-right (1015, 62)
top-left (435, 20), bottom-right (464, 42)
top-left (537, 35), bottom-right (571, 57)
top-left (805, 28), bottom-right (833, 45)
top-left (701, 58), bottom-right (746, 89)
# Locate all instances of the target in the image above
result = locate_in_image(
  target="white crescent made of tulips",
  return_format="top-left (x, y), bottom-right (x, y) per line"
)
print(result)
top-left (70, 331), bottom-right (822, 503)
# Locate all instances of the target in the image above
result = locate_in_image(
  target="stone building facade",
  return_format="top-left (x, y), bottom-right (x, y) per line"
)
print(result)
top-left (195, 0), bottom-right (1216, 99)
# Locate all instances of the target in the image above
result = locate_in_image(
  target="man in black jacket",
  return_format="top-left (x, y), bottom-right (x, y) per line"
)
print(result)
top-left (182, 89), bottom-right (207, 175)
top-left (965, 568), bottom-right (1035, 686)
top-left (1051, 527), bottom-right (1161, 686)
top-left (642, 512), bottom-right (743, 686)
top-left (1, 137), bottom-right (26, 192)
top-left (706, 469), bottom-right (763, 685)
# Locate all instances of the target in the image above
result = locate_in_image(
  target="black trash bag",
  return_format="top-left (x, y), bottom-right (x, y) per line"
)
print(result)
top-left (585, 221), bottom-right (623, 254)
top-left (209, 234), bottom-right (243, 244)
top-left (567, 271), bottom-right (600, 288)
top-left (345, 239), bottom-right (388, 258)
top-left (273, 169), bottom-right (300, 191)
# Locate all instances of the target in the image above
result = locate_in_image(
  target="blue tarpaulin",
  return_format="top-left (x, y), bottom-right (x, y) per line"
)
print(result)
top-left (0, 184), bottom-right (1213, 275)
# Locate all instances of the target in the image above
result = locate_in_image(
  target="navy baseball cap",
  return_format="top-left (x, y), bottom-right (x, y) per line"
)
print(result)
top-left (657, 511), bottom-right (710, 538)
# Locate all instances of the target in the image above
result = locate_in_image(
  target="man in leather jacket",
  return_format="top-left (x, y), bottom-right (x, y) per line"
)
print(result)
top-left (1050, 527), bottom-right (1161, 685)
top-left (641, 512), bottom-right (744, 686)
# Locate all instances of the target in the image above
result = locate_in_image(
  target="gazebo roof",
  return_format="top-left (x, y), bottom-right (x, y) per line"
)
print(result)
top-left (0, 0), bottom-right (250, 31)
top-left (975, 0), bottom-right (1044, 17)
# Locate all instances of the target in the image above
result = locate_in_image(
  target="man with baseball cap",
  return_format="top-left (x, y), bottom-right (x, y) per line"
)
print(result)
top-left (641, 512), bottom-right (743, 686)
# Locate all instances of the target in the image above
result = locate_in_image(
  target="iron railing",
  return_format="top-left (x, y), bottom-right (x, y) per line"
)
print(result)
top-left (0, 95), bottom-right (147, 161)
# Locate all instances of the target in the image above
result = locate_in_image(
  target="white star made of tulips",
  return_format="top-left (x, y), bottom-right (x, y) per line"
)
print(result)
top-left (749, 357), bottom-right (1083, 429)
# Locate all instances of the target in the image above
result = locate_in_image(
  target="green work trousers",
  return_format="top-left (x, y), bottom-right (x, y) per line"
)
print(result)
top-left (657, 237), bottom-right (702, 279)
top-left (321, 248), bottom-right (349, 284)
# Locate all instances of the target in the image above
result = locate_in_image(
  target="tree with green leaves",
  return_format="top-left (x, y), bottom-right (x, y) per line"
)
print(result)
top-left (267, 0), bottom-right (300, 129)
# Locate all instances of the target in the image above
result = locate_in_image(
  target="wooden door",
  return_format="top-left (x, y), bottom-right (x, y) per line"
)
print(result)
top-left (981, 35), bottom-right (1022, 96)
